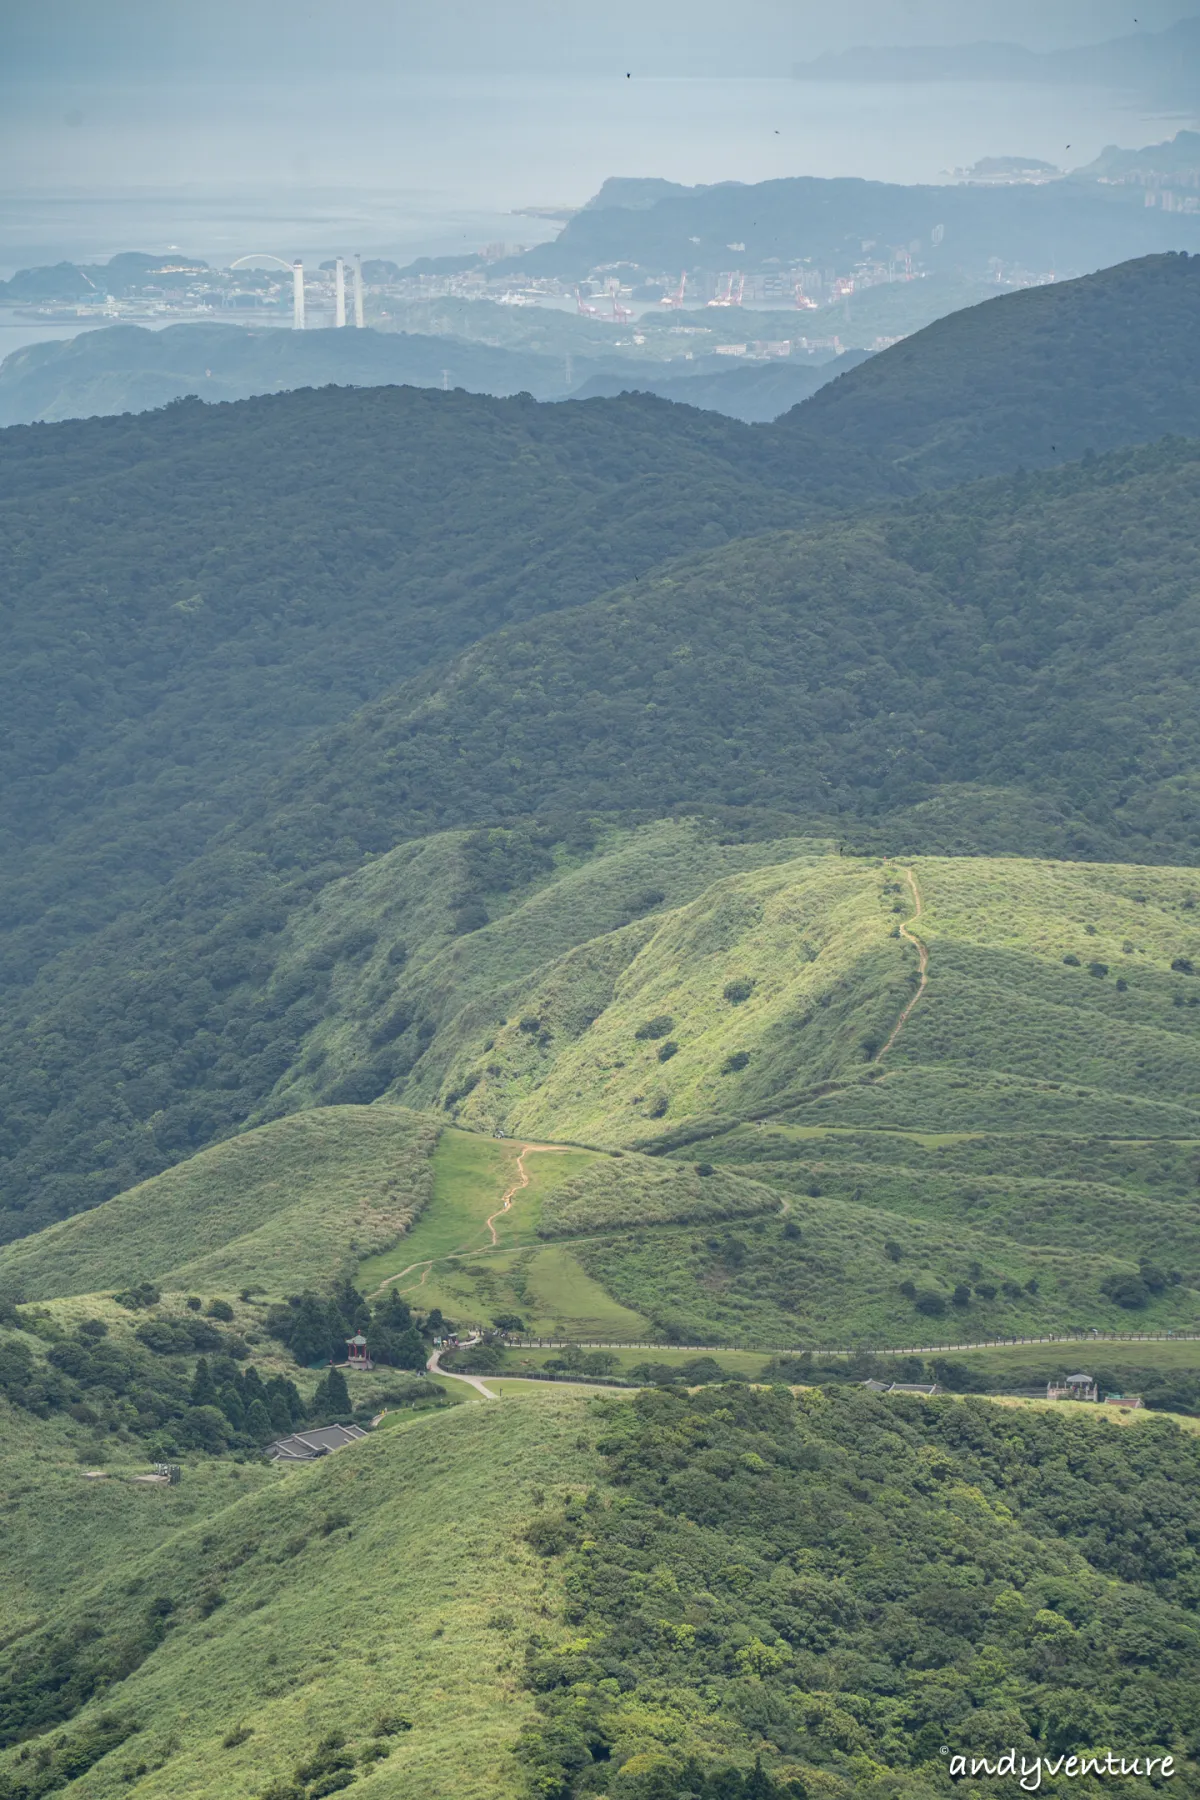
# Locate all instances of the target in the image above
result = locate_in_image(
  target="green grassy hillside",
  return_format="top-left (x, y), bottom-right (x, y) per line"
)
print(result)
top-left (4, 842), bottom-right (1198, 1350)
top-left (0, 1109), bottom-right (439, 1302)
top-left (0, 1396), bottom-right (280, 1645)
top-left (383, 852), bottom-right (1200, 1150)
top-left (0, 1389), bottom-right (599, 1800)
top-left (369, 850), bottom-right (1200, 1345)
top-left (4, 1383), bottom-right (1200, 1799)
top-left (257, 821), bottom-right (827, 1122)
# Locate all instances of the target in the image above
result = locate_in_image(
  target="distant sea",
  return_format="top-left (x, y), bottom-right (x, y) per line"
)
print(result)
top-left (0, 71), bottom-right (1193, 274)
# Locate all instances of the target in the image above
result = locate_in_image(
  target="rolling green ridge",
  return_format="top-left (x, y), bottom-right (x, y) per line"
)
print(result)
top-left (0, 1108), bottom-right (439, 1301)
top-left (9, 841), bottom-right (1191, 1352)
top-left (390, 853), bottom-right (1200, 1149)
top-left (785, 251), bottom-right (1200, 484)
top-left (3, 827), bottom-right (1200, 1355)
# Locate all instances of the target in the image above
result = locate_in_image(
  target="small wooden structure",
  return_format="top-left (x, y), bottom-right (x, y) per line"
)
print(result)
top-left (346, 1332), bottom-right (373, 1371)
top-left (1047, 1373), bottom-right (1098, 1403)
top-left (1104, 1392), bottom-right (1144, 1409)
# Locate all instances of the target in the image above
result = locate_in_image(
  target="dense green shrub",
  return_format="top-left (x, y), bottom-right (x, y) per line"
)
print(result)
top-left (635, 1015), bottom-right (675, 1041)
top-left (516, 1383), bottom-right (1200, 1795)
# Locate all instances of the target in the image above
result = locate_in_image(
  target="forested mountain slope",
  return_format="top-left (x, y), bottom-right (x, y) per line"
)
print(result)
top-left (1, 385), bottom-right (894, 992)
top-left (782, 252), bottom-right (1200, 483)
top-left (248, 436), bottom-right (1200, 869)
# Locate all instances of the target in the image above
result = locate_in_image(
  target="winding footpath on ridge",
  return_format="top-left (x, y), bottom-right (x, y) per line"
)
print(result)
top-left (421, 1147), bottom-right (571, 1400)
top-left (485, 1143), bottom-right (567, 1244)
top-left (877, 865), bottom-right (929, 1062)
top-left (369, 1141), bottom-right (567, 1298)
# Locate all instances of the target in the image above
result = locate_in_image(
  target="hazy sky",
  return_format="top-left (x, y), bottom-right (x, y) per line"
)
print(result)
top-left (4, 0), bottom-right (1197, 79)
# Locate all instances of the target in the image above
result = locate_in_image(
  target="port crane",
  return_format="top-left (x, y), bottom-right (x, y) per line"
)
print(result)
top-left (576, 283), bottom-right (633, 323)
top-left (707, 271), bottom-right (745, 307)
top-left (660, 271), bottom-right (688, 308)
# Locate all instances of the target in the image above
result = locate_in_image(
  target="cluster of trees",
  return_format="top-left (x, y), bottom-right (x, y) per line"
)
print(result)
top-left (1101, 1260), bottom-right (1181, 1309)
top-left (518, 1382), bottom-right (1200, 1798)
top-left (897, 1273), bottom-right (1039, 1317)
top-left (627, 1356), bottom-right (741, 1388)
top-left (184, 1357), bottom-right (305, 1451)
top-left (757, 1349), bottom-right (1200, 1416)
top-left (0, 1709), bottom-right (141, 1798)
top-left (0, 1309), bottom-right (260, 1453)
top-left (265, 1280), bottom-right (433, 1373)
top-left (0, 1293), bottom-right (385, 1457)
top-left (762, 1351), bottom-right (928, 1386)
top-left (258, 1713), bottom-right (412, 1800)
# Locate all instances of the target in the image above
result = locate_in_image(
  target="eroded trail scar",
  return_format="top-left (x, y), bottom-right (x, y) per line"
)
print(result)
top-left (485, 1144), bottom-right (567, 1245)
top-left (876, 866), bottom-right (929, 1061)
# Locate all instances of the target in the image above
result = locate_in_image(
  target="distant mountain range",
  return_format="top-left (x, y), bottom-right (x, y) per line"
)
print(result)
top-left (795, 15), bottom-right (1200, 95)
top-left (0, 321), bottom-right (867, 428)
top-left (499, 168), bottom-right (1200, 286)
top-left (0, 322), bottom-right (578, 426)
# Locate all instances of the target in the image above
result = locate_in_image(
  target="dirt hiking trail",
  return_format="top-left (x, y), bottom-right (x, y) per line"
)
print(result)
top-left (485, 1142), bottom-right (570, 1244)
top-left (877, 866), bottom-right (929, 1061)
top-left (367, 1141), bottom-right (570, 1298)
